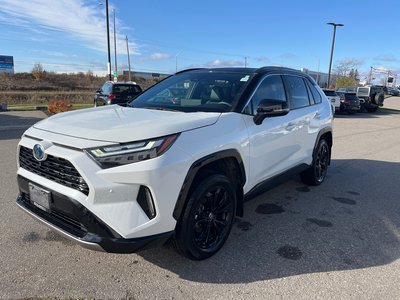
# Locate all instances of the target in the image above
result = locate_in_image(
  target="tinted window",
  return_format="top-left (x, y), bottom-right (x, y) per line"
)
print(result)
top-left (249, 75), bottom-right (286, 115)
top-left (307, 81), bottom-right (322, 103)
top-left (323, 90), bottom-right (337, 97)
top-left (345, 93), bottom-right (358, 100)
top-left (285, 76), bottom-right (311, 109)
top-left (113, 84), bottom-right (141, 94)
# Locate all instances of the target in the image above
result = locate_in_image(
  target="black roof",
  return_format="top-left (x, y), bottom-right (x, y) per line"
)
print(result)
top-left (177, 66), bottom-right (302, 76)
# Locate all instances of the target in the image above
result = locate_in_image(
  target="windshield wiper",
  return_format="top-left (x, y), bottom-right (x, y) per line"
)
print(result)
top-left (140, 106), bottom-right (181, 112)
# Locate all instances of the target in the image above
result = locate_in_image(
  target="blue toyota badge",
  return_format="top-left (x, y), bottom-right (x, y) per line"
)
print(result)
top-left (33, 144), bottom-right (46, 161)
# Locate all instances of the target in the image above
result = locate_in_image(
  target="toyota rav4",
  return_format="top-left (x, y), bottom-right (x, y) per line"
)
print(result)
top-left (16, 67), bottom-right (333, 260)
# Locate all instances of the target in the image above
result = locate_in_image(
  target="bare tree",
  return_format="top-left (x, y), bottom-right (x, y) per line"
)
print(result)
top-left (32, 63), bottom-right (44, 81)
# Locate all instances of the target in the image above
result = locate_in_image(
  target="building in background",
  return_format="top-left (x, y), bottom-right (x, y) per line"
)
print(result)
top-left (0, 55), bottom-right (14, 74)
top-left (122, 70), bottom-right (170, 80)
top-left (301, 68), bottom-right (337, 88)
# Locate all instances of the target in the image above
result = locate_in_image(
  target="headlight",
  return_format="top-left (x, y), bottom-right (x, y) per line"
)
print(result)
top-left (85, 134), bottom-right (179, 168)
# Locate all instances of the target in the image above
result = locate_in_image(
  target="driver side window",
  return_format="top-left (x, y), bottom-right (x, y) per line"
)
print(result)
top-left (247, 75), bottom-right (287, 115)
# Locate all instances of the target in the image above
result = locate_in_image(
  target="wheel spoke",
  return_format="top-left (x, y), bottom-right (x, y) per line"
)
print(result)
top-left (204, 223), bottom-right (212, 246)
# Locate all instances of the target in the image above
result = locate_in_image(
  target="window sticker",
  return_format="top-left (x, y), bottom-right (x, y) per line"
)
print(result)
top-left (240, 75), bottom-right (250, 82)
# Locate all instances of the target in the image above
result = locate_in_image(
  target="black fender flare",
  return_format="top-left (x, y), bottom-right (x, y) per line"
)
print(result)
top-left (173, 149), bottom-right (246, 221)
top-left (313, 127), bottom-right (333, 164)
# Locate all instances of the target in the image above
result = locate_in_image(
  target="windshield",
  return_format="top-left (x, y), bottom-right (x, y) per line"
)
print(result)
top-left (130, 71), bottom-right (252, 112)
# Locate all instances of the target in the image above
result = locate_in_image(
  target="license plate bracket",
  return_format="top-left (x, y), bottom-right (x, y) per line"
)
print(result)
top-left (29, 183), bottom-right (51, 212)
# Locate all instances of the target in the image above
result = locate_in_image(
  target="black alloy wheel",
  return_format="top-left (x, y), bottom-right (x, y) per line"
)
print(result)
top-left (193, 185), bottom-right (233, 250)
top-left (301, 139), bottom-right (330, 186)
top-left (314, 140), bottom-right (329, 183)
top-left (174, 174), bottom-right (236, 260)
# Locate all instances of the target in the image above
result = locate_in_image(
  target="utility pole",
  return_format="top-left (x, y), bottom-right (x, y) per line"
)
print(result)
top-left (105, 0), bottom-right (112, 80)
top-left (126, 35), bottom-right (131, 81)
top-left (327, 22), bottom-right (344, 88)
top-left (369, 66), bottom-right (373, 85)
top-left (113, 8), bottom-right (117, 79)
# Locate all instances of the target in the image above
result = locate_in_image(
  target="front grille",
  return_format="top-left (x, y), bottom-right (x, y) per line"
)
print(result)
top-left (19, 146), bottom-right (89, 195)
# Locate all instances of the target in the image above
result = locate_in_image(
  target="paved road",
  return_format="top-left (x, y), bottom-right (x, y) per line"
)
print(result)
top-left (1, 99), bottom-right (400, 299)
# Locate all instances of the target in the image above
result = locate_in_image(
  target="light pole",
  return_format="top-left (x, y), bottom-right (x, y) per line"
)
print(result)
top-left (113, 8), bottom-right (117, 79)
top-left (175, 50), bottom-right (182, 73)
top-left (126, 35), bottom-right (131, 81)
top-left (105, 0), bottom-right (112, 81)
top-left (327, 22), bottom-right (344, 88)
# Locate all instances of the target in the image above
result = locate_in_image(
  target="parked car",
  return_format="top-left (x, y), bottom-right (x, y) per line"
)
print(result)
top-left (387, 87), bottom-right (400, 96)
top-left (94, 81), bottom-right (142, 107)
top-left (16, 67), bottom-right (333, 260)
top-left (322, 89), bottom-right (341, 112)
top-left (336, 92), bottom-right (361, 113)
top-left (356, 86), bottom-right (385, 112)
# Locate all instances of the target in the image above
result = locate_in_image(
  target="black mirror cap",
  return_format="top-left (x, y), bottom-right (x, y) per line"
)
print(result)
top-left (254, 99), bottom-right (289, 125)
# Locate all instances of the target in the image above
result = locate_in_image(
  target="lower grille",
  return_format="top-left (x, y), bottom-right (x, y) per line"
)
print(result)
top-left (22, 192), bottom-right (87, 238)
top-left (19, 146), bottom-right (89, 195)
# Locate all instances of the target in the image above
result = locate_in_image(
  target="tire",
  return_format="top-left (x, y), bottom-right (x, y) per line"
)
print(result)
top-left (174, 174), bottom-right (236, 260)
top-left (301, 139), bottom-right (330, 186)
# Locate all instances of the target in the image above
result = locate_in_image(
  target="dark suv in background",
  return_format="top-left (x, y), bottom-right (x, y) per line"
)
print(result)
top-left (356, 85), bottom-right (385, 112)
top-left (94, 81), bottom-right (142, 107)
top-left (336, 91), bottom-right (360, 113)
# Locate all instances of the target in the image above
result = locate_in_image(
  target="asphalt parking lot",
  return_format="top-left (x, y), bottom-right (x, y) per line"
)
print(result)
top-left (1, 98), bottom-right (400, 299)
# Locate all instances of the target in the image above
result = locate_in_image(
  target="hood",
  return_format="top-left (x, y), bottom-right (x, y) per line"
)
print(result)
top-left (34, 106), bottom-right (220, 143)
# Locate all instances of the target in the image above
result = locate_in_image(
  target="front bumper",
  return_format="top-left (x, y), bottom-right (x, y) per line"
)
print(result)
top-left (16, 176), bottom-right (174, 253)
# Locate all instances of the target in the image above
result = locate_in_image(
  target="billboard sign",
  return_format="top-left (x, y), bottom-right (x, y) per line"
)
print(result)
top-left (0, 55), bottom-right (14, 74)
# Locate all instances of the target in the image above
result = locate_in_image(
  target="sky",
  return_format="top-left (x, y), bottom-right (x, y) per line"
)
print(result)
top-left (0, 0), bottom-right (399, 83)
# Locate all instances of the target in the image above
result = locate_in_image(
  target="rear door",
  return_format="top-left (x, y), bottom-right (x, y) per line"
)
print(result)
top-left (282, 75), bottom-right (320, 165)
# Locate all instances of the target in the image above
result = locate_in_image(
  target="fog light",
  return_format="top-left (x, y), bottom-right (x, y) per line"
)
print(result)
top-left (137, 186), bottom-right (156, 219)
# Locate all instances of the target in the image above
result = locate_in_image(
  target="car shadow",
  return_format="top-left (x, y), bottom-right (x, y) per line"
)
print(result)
top-left (138, 159), bottom-right (400, 284)
top-left (0, 111), bottom-right (45, 140)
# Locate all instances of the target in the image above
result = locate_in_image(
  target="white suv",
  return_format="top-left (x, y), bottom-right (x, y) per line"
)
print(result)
top-left (322, 89), bottom-right (340, 112)
top-left (16, 67), bottom-right (333, 260)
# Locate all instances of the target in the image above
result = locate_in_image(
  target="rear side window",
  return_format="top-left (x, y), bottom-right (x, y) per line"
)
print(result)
top-left (307, 80), bottom-right (322, 104)
top-left (248, 75), bottom-right (286, 115)
top-left (284, 76), bottom-right (311, 109)
top-left (102, 83), bottom-right (112, 94)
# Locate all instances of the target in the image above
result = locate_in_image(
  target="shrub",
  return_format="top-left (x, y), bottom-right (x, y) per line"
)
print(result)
top-left (48, 99), bottom-right (73, 114)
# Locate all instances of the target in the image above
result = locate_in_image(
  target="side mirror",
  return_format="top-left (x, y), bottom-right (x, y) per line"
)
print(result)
top-left (253, 99), bottom-right (289, 125)
top-left (95, 89), bottom-right (101, 94)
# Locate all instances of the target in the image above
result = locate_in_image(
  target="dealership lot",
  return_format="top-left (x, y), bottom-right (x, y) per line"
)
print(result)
top-left (1, 98), bottom-right (400, 299)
